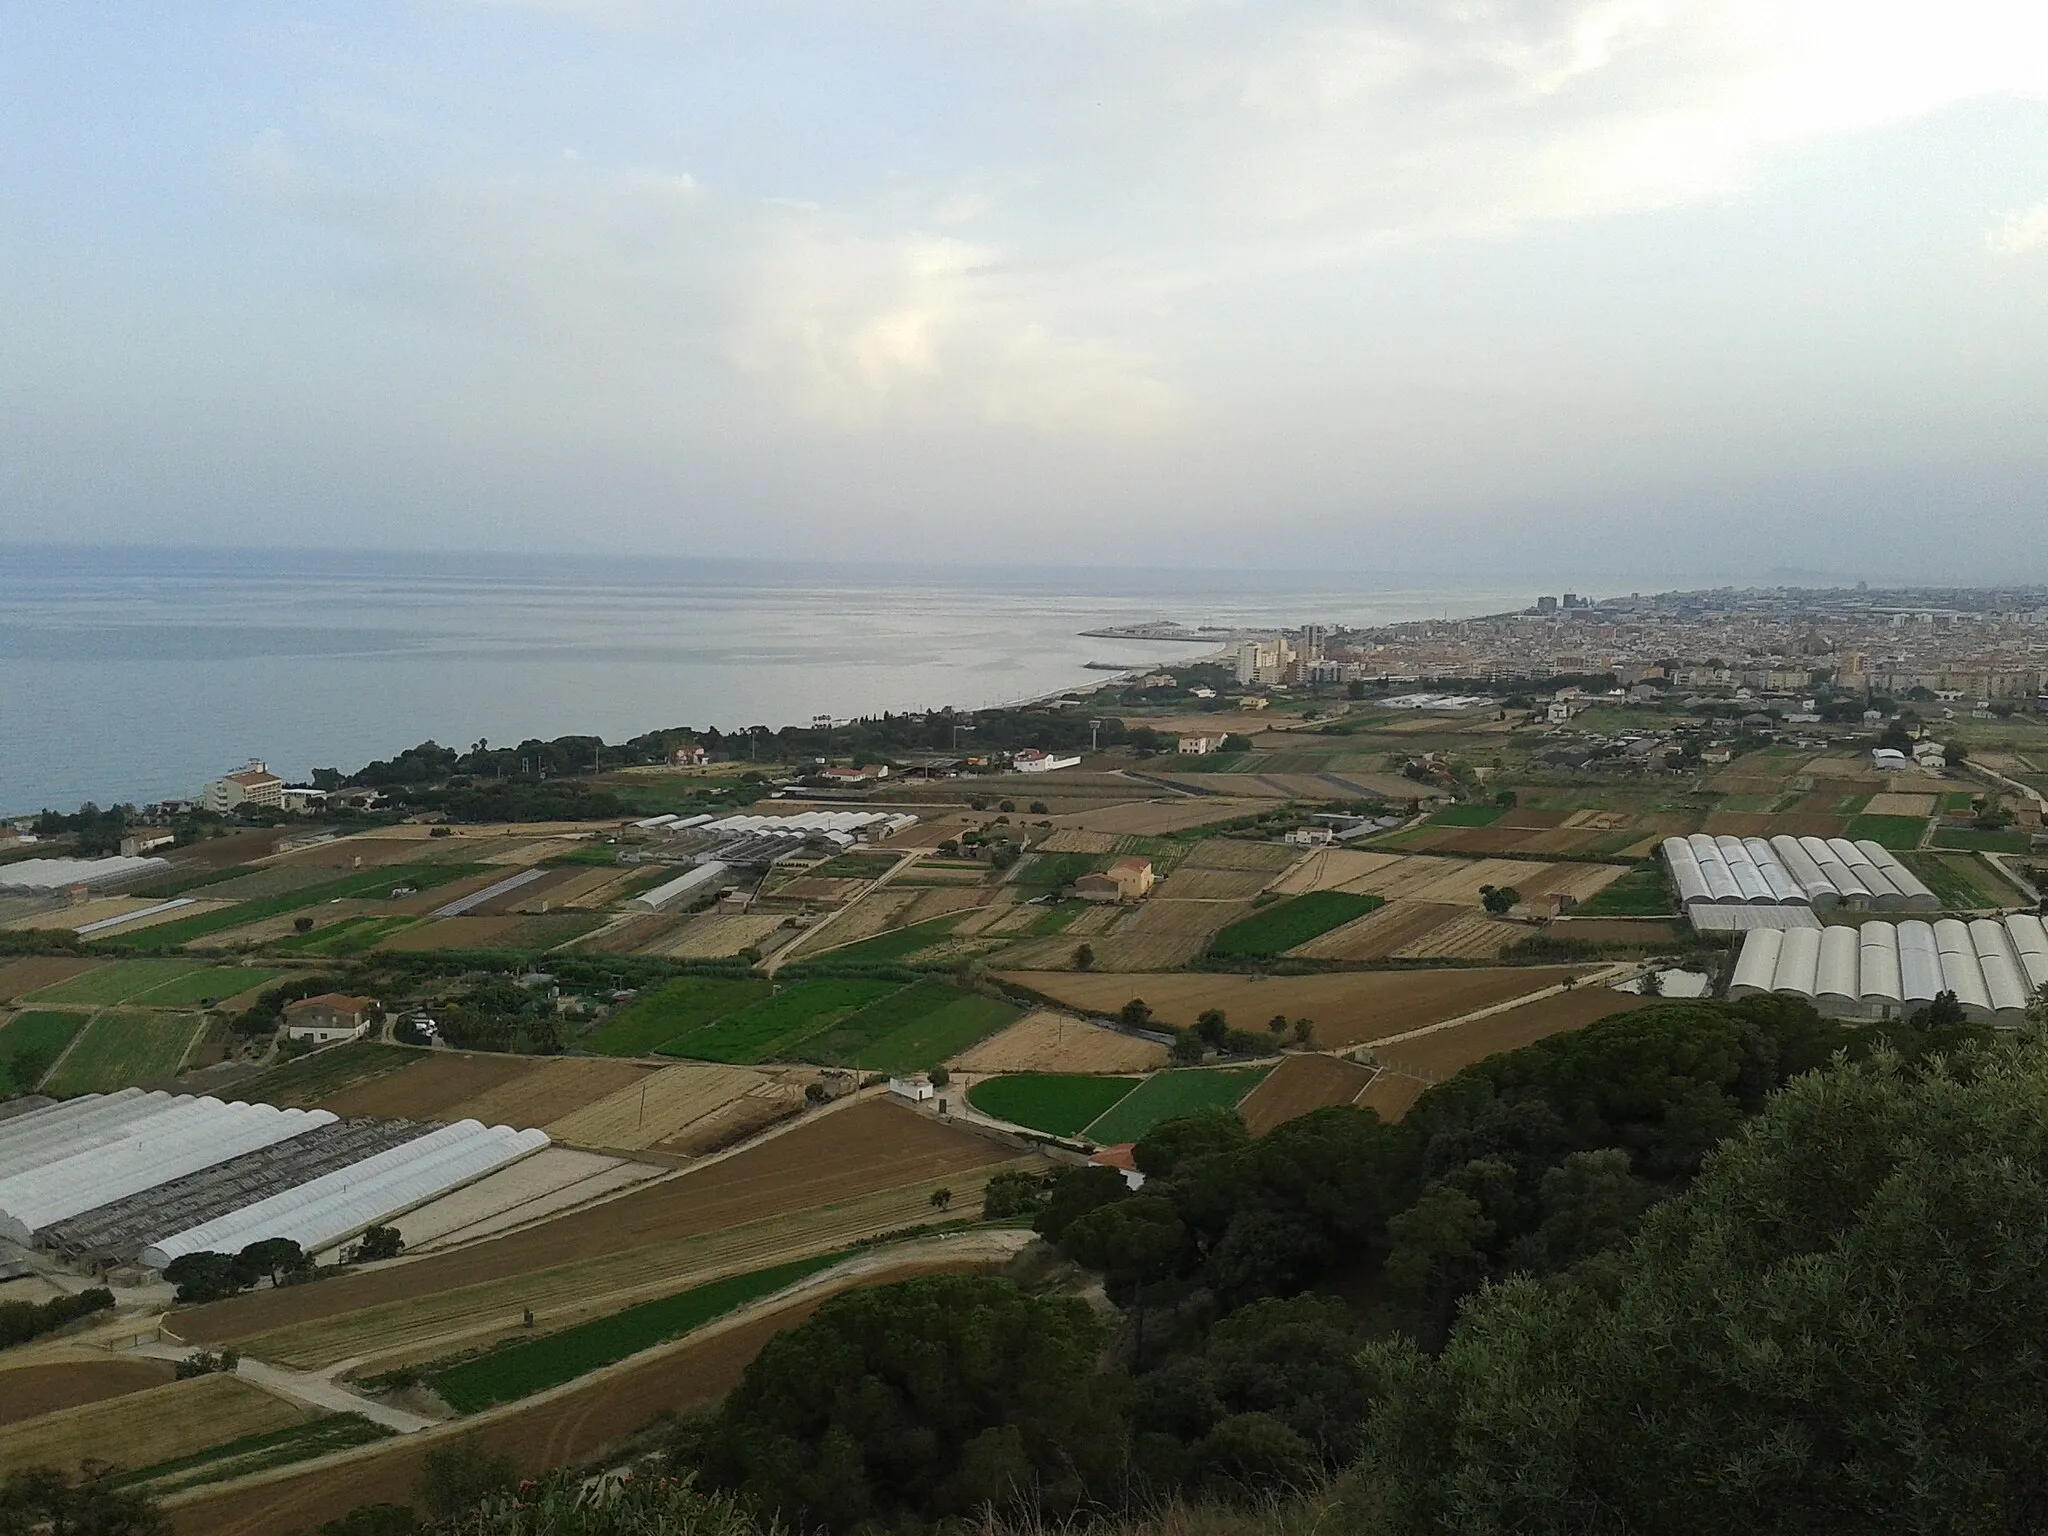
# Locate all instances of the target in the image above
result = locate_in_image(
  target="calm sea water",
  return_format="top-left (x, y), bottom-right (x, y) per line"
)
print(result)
top-left (0, 547), bottom-right (1539, 815)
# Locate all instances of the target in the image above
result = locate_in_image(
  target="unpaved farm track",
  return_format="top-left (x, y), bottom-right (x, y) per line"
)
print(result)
top-left (171, 1100), bottom-right (1009, 1348)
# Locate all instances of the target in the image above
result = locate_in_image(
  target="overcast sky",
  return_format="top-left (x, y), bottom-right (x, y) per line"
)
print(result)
top-left (4, 2), bottom-right (2047, 579)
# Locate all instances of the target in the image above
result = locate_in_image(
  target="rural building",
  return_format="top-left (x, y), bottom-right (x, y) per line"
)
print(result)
top-left (1073, 857), bottom-right (1155, 903)
top-left (670, 745), bottom-right (709, 766)
top-left (820, 764), bottom-right (888, 784)
top-left (1089, 1144), bottom-right (1146, 1191)
top-left (889, 1075), bottom-right (935, 1102)
top-left (118, 831), bottom-right (176, 857)
top-left (1178, 734), bottom-right (1225, 755)
top-left (201, 761), bottom-right (284, 814)
top-left (1012, 749), bottom-right (1082, 774)
top-left (1286, 826), bottom-right (1334, 846)
top-left (282, 994), bottom-right (379, 1044)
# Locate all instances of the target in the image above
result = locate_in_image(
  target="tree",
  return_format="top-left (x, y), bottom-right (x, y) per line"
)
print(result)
top-left (1073, 942), bottom-right (1095, 971)
top-left (1381, 1182), bottom-right (1495, 1343)
top-left (1030, 801), bottom-right (1049, 815)
top-left (998, 800), bottom-right (1016, 814)
top-left (1356, 1037), bottom-right (2048, 1536)
top-left (1479, 884), bottom-right (1519, 915)
top-left (348, 1225), bottom-right (404, 1264)
top-left (1911, 989), bottom-right (1966, 1029)
top-left (1637, 967), bottom-right (1662, 997)
top-left (238, 1237), bottom-right (309, 1287)
top-left (1291, 1018), bottom-right (1315, 1047)
top-left (1119, 998), bottom-right (1153, 1029)
top-left (1493, 789), bottom-right (1518, 808)
top-left (1132, 1108), bottom-right (1248, 1177)
top-left (686, 1276), bottom-right (1124, 1530)
top-left (1195, 1009), bottom-right (1230, 1047)
top-left (928, 1065), bottom-right (949, 1089)
top-left (1267, 1013), bottom-right (1288, 1034)
top-left (0, 1462), bottom-right (169, 1535)
top-left (1033, 1165), bottom-right (1131, 1240)
top-left (1220, 734), bottom-right (1254, 753)
top-left (1170, 1031), bottom-right (1207, 1066)
top-left (163, 1251), bottom-right (252, 1304)
top-left (293, 915), bottom-right (315, 934)
top-left (414, 1439), bottom-right (515, 1522)
top-left (929, 1187), bottom-right (952, 1211)
top-left (982, 1168), bottom-right (1055, 1221)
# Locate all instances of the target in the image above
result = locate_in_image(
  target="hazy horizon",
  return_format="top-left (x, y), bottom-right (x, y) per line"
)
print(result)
top-left (5, 5), bottom-right (2047, 579)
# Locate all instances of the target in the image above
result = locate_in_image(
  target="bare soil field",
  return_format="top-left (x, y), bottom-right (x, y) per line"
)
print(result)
top-left (950, 1010), bottom-right (1168, 1073)
top-left (890, 864), bottom-right (990, 886)
top-left (376, 916), bottom-right (524, 951)
top-left (0, 957), bottom-right (103, 1000)
top-left (654, 914), bottom-right (786, 959)
top-left (1237, 1053), bottom-right (1375, 1136)
top-left (543, 1064), bottom-right (769, 1151)
top-left (1154, 866), bottom-right (1273, 900)
top-left (190, 900), bottom-right (387, 950)
top-left (451, 1058), bottom-right (655, 1127)
top-left (371, 1148), bottom-right (661, 1254)
top-left (172, 1100), bottom-right (1011, 1351)
top-left (1037, 829), bottom-right (1119, 854)
top-left (6, 896), bottom-right (152, 931)
top-left (785, 888), bottom-right (920, 955)
top-left (1391, 910), bottom-right (1520, 961)
top-left (1004, 967), bottom-right (1586, 1050)
top-left (273, 837), bottom-right (439, 871)
top-left (576, 914), bottom-right (684, 954)
top-left (657, 1092), bottom-right (803, 1157)
top-left (1355, 1070), bottom-right (1429, 1121)
top-left (1287, 901), bottom-right (1464, 960)
top-left (317, 1053), bottom-right (546, 1121)
top-left (1551, 918), bottom-right (1684, 944)
top-left (0, 1372), bottom-right (305, 1478)
top-left (1271, 849), bottom-right (1403, 895)
top-left (1366, 988), bottom-right (1650, 1081)
top-left (1182, 840), bottom-right (1301, 872)
top-left (1053, 798), bottom-right (1270, 836)
top-left (1274, 851), bottom-right (1621, 908)
top-left (0, 1358), bottom-right (177, 1429)
top-left (167, 1253), bottom-right (1004, 1536)
top-left (1865, 792), bottom-right (1937, 816)
top-left (772, 876), bottom-right (871, 903)
top-left (993, 898), bottom-right (1252, 971)
top-left (901, 887), bottom-right (994, 926)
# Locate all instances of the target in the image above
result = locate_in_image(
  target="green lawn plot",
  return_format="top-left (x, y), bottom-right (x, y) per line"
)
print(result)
top-left (428, 1251), bottom-right (847, 1414)
top-left (233, 1042), bottom-right (431, 1109)
top-left (808, 852), bottom-right (901, 880)
top-left (1011, 852), bottom-right (1111, 893)
top-left (1845, 814), bottom-right (1928, 851)
top-left (656, 979), bottom-right (902, 1064)
top-left (43, 1011), bottom-right (205, 1095)
top-left (1425, 804), bottom-right (1508, 827)
top-left (271, 916), bottom-right (421, 957)
top-left (119, 1414), bottom-right (393, 1496)
top-left (582, 975), bottom-right (772, 1056)
top-left (1940, 792), bottom-right (1979, 814)
top-left (25, 959), bottom-right (208, 1007)
top-left (1899, 852), bottom-right (2017, 910)
top-left (1932, 827), bottom-right (2032, 854)
top-left (1206, 892), bottom-right (1386, 959)
top-left (1571, 863), bottom-right (1676, 917)
top-left (966, 1073), bottom-right (1137, 1137)
top-left (802, 916), bottom-right (964, 966)
top-left (1084, 1066), bottom-right (1274, 1144)
top-left (0, 1010), bottom-right (88, 1093)
top-left (127, 966), bottom-right (289, 1009)
top-left (798, 980), bottom-right (1019, 1073)
top-left (92, 863), bottom-right (488, 950)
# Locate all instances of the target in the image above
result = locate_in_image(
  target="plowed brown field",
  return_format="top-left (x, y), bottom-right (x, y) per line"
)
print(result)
top-left (1237, 1053), bottom-right (1374, 1135)
top-left (0, 957), bottom-right (103, 1000)
top-left (0, 1359), bottom-right (176, 1428)
top-left (1356, 1070), bottom-right (1429, 1121)
top-left (451, 1058), bottom-right (655, 1127)
top-left (1003, 967), bottom-right (1587, 1050)
top-left (1286, 901), bottom-right (1465, 960)
top-left (0, 1373), bottom-right (304, 1478)
top-left (171, 1100), bottom-right (1009, 1347)
top-left (951, 1011), bottom-right (1167, 1074)
top-left (315, 1053), bottom-right (544, 1121)
top-left (1366, 987), bottom-right (1649, 1081)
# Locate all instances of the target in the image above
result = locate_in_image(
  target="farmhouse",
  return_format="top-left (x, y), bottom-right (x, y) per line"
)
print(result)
top-left (1178, 734), bottom-right (1226, 755)
top-left (282, 993), bottom-right (379, 1044)
top-left (1089, 1143), bottom-right (1145, 1191)
top-left (1012, 749), bottom-right (1082, 774)
top-left (1074, 857), bottom-right (1155, 903)
top-left (889, 1074), bottom-right (935, 1102)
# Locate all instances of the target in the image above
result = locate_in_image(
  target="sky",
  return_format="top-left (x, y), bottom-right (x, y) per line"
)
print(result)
top-left (3, 1), bottom-right (2047, 581)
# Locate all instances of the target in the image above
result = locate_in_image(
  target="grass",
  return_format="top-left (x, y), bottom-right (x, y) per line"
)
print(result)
top-left (428, 1251), bottom-right (848, 1413)
top-left (126, 966), bottom-right (288, 1008)
top-left (1084, 1066), bottom-right (1275, 1144)
top-left (233, 1042), bottom-right (430, 1108)
top-left (119, 1413), bottom-right (393, 1494)
top-left (1427, 804), bottom-right (1509, 827)
top-left (966, 1073), bottom-right (1137, 1136)
top-left (0, 1010), bottom-right (87, 1092)
top-left (805, 916), bottom-right (963, 967)
top-left (1845, 813), bottom-right (1928, 851)
top-left (1931, 827), bottom-right (2033, 854)
top-left (91, 863), bottom-right (487, 950)
top-left (582, 975), bottom-right (772, 1056)
top-left (794, 983), bottom-right (1018, 1074)
top-left (43, 1010), bottom-right (204, 1095)
top-left (25, 959), bottom-right (207, 1007)
top-left (1572, 863), bottom-right (1676, 917)
top-left (1206, 891), bottom-right (1386, 959)
top-left (1899, 852), bottom-right (2013, 910)
top-left (657, 979), bottom-right (902, 1063)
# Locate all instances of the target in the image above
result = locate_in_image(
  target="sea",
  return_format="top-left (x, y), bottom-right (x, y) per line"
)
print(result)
top-left (0, 547), bottom-right (1544, 816)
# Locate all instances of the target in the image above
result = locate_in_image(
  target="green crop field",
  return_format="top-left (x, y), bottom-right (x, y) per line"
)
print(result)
top-left (25, 959), bottom-right (207, 1007)
top-left (808, 852), bottom-right (900, 880)
top-left (233, 1042), bottom-right (430, 1108)
top-left (1932, 827), bottom-right (2032, 854)
top-left (428, 1251), bottom-right (847, 1414)
top-left (0, 1010), bottom-right (88, 1093)
top-left (966, 1074), bottom-right (1137, 1137)
top-left (1084, 1066), bottom-right (1273, 1144)
top-left (43, 1011), bottom-right (205, 1095)
top-left (1940, 792), bottom-right (1979, 813)
top-left (1206, 891), bottom-right (1386, 959)
top-left (1899, 852), bottom-right (2013, 910)
top-left (272, 916), bottom-right (421, 957)
top-left (1573, 863), bottom-right (1675, 917)
top-left (581, 975), bottom-right (771, 1056)
top-left (798, 980), bottom-right (1018, 1073)
top-left (1427, 804), bottom-right (1508, 827)
top-left (805, 916), bottom-right (962, 967)
top-left (92, 863), bottom-right (486, 950)
top-left (121, 1413), bottom-right (393, 1496)
top-left (657, 979), bottom-right (901, 1063)
top-left (1845, 814), bottom-right (1928, 850)
top-left (127, 966), bottom-right (288, 1009)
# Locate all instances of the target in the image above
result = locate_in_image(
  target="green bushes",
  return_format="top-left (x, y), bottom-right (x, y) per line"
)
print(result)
top-left (0, 1287), bottom-right (113, 1349)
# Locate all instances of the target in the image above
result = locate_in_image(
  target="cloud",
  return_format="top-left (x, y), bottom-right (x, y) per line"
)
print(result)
top-left (1987, 200), bottom-right (2048, 255)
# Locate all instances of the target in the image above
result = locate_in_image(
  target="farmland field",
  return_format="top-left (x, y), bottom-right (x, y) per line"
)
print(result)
top-left (0, 1372), bottom-right (306, 1478)
top-left (653, 914), bottom-right (785, 959)
top-left (1931, 827), bottom-right (2032, 854)
top-left (231, 1042), bottom-right (430, 1109)
top-left (0, 1359), bottom-right (177, 1429)
top-left (25, 959), bottom-right (206, 1006)
top-left (42, 1011), bottom-right (204, 1095)
top-left (1845, 813), bottom-right (1927, 850)
top-left (172, 1099), bottom-right (1011, 1350)
top-left (543, 1063), bottom-right (769, 1150)
top-left (127, 966), bottom-right (288, 1008)
top-left (0, 1010), bottom-right (88, 1092)
top-left (581, 975), bottom-right (771, 1056)
top-left (1237, 1053), bottom-right (1375, 1135)
top-left (429, 1250), bottom-right (846, 1412)
top-left (656, 979), bottom-right (901, 1063)
top-left (95, 862), bottom-right (487, 950)
top-left (951, 1011), bottom-right (1168, 1074)
top-left (966, 1073), bottom-right (1136, 1136)
top-left (131, 1412), bottom-right (393, 1497)
top-left (795, 980), bottom-right (1017, 1072)
top-left (450, 1057), bottom-right (655, 1127)
top-left (0, 956), bottom-right (104, 1001)
top-left (1365, 987), bottom-right (1649, 1081)
top-left (314, 1051), bottom-right (545, 1121)
top-left (1207, 891), bottom-right (1385, 958)
top-left (389, 1149), bottom-right (659, 1253)
top-left (801, 916), bottom-right (963, 966)
top-left (1570, 863), bottom-right (1674, 916)
top-left (1356, 1070), bottom-right (1429, 1122)
top-left (1085, 1066), bottom-right (1272, 1143)
top-left (271, 916), bottom-right (420, 957)
top-left (1426, 804), bottom-right (1507, 827)
top-left (1005, 967), bottom-right (1587, 1050)
top-left (1900, 851), bottom-right (2017, 908)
